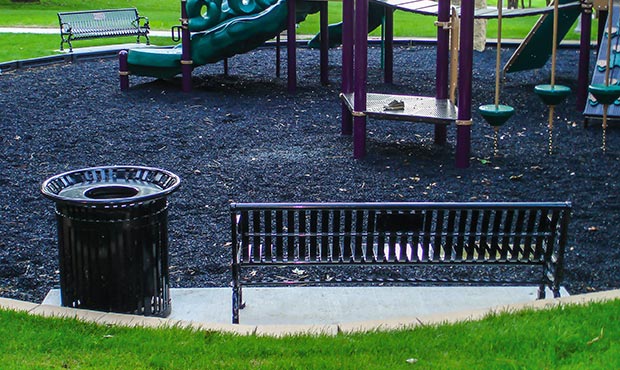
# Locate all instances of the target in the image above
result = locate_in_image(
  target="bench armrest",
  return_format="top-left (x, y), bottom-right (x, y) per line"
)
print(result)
top-left (60, 22), bottom-right (72, 34)
top-left (134, 16), bottom-right (150, 30)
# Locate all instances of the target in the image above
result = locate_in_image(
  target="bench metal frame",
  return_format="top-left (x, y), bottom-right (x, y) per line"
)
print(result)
top-left (230, 202), bottom-right (571, 324)
top-left (58, 8), bottom-right (150, 52)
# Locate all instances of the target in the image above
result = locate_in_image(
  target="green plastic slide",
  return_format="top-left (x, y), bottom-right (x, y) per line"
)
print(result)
top-left (126, 0), bottom-right (318, 79)
top-left (503, 0), bottom-right (581, 74)
top-left (307, 2), bottom-right (386, 49)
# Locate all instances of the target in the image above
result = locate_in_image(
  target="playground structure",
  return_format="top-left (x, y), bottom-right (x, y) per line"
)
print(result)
top-left (117, 0), bottom-right (611, 168)
top-left (340, 0), bottom-right (594, 168)
top-left (119, 0), bottom-right (327, 92)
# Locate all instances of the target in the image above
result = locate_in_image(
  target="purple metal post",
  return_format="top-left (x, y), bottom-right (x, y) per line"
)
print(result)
top-left (434, 0), bottom-right (450, 145)
top-left (341, 0), bottom-right (354, 135)
top-left (353, 0), bottom-right (369, 158)
top-left (276, 34), bottom-right (281, 78)
top-left (436, 0), bottom-right (450, 99)
top-left (181, 0), bottom-right (192, 92)
top-left (456, 0), bottom-right (474, 169)
top-left (384, 8), bottom-right (394, 84)
top-left (287, 0), bottom-right (297, 94)
top-left (576, 2), bottom-right (593, 110)
top-left (119, 50), bottom-right (129, 91)
top-left (320, 0), bottom-right (329, 85)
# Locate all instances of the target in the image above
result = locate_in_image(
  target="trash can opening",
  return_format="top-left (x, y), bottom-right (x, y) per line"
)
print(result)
top-left (84, 185), bottom-right (140, 199)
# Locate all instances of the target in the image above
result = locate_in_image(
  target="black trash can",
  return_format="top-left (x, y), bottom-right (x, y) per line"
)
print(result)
top-left (41, 166), bottom-right (180, 317)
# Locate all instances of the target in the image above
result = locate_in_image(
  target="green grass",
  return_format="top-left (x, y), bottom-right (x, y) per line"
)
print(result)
top-left (2, 299), bottom-right (620, 368)
top-left (0, 0), bottom-right (591, 63)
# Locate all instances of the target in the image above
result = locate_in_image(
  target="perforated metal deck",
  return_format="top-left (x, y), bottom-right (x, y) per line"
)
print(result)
top-left (341, 93), bottom-right (457, 124)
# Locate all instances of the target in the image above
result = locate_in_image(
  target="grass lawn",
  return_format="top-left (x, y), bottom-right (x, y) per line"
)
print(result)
top-left (2, 299), bottom-right (620, 368)
top-left (0, 0), bottom-right (590, 62)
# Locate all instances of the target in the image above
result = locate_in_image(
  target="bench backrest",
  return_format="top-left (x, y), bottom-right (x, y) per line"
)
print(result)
top-left (58, 8), bottom-right (140, 32)
top-left (231, 202), bottom-right (571, 265)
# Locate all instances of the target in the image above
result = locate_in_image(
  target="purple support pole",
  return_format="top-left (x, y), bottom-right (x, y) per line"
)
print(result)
top-left (119, 50), bottom-right (129, 91)
top-left (456, 0), bottom-right (474, 169)
top-left (320, 0), bottom-right (329, 85)
top-left (276, 34), bottom-right (281, 78)
top-left (597, 10), bottom-right (607, 49)
top-left (341, 0), bottom-right (354, 135)
top-left (353, 0), bottom-right (369, 158)
top-left (384, 8), bottom-right (394, 84)
top-left (576, 2), bottom-right (593, 110)
top-left (287, 0), bottom-right (297, 94)
top-left (435, 0), bottom-right (450, 145)
top-left (180, 0), bottom-right (192, 92)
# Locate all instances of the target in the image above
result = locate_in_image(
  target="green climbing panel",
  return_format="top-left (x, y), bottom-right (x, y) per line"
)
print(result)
top-left (584, 4), bottom-right (620, 118)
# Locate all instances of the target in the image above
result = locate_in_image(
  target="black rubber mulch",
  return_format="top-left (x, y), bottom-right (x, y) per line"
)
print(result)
top-left (0, 45), bottom-right (618, 303)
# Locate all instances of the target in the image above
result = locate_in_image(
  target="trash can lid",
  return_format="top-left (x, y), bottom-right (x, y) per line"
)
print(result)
top-left (41, 166), bottom-right (180, 206)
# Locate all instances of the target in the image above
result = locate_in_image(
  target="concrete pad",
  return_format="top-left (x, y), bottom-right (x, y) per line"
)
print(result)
top-left (31, 304), bottom-right (105, 322)
top-left (97, 312), bottom-right (139, 326)
top-left (0, 297), bottom-right (39, 312)
top-left (43, 286), bottom-right (569, 326)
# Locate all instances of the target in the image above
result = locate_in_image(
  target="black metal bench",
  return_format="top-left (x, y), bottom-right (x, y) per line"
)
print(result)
top-left (231, 202), bottom-right (571, 324)
top-left (58, 8), bottom-right (150, 52)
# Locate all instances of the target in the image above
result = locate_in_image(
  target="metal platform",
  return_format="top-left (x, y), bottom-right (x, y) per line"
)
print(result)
top-left (341, 93), bottom-right (457, 124)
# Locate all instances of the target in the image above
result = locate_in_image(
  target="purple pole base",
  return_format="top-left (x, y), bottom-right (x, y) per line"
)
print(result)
top-left (353, 116), bottom-right (366, 158)
top-left (181, 63), bottom-right (192, 93)
top-left (434, 125), bottom-right (447, 145)
top-left (342, 105), bottom-right (352, 135)
top-left (119, 50), bottom-right (129, 91)
top-left (455, 125), bottom-right (471, 169)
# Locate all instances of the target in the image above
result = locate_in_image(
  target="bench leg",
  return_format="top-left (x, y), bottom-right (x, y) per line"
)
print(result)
top-left (231, 260), bottom-right (245, 323)
top-left (537, 284), bottom-right (546, 299)
top-left (232, 286), bottom-right (240, 324)
top-left (118, 50), bottom-right (130, 91)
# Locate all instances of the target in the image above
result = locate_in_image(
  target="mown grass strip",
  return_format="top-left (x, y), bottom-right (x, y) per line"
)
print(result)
top-left (1, 299), bottom-right (620, 369)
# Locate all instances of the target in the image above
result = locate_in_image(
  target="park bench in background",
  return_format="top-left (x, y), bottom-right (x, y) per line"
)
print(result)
top-left (58, 8), bottom-right (149, 52)
top-left (230, 202), bottom-right (571, 324)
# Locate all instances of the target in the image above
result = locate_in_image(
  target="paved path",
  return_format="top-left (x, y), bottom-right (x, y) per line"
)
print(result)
top-left (0, 27), bottom-right (171, 37)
